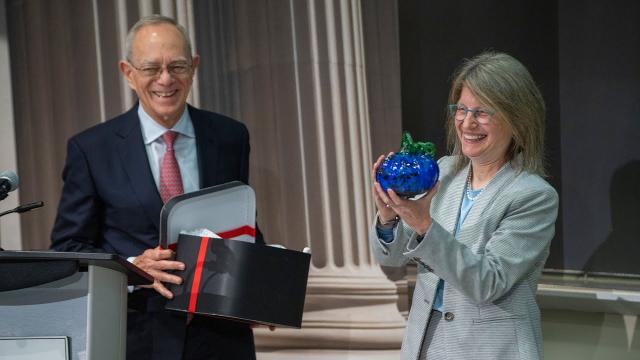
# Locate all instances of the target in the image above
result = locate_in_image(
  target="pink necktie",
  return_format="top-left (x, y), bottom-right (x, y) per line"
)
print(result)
top-left (159, 131), bottom-right (184, 203)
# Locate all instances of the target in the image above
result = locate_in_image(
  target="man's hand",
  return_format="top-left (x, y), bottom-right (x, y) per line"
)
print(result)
top-left (132, 246), bottom-right (185, 299)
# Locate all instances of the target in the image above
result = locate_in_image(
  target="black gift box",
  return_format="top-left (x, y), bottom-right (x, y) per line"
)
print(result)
top-left (165, 234), bottom-right (310, 328)
top-left (160, 182), bottom-right (311, 328)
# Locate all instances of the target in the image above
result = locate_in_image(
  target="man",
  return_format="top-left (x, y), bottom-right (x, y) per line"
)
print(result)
top-left (51, 15), bottom-right (262, 360)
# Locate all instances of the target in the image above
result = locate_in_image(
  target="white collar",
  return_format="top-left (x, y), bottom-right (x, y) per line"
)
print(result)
top-left (138, 105), bottom-right (195, 144)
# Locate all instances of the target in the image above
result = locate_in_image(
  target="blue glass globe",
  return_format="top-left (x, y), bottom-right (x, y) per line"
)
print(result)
top-left (376, 153), bottom-right (439, 197)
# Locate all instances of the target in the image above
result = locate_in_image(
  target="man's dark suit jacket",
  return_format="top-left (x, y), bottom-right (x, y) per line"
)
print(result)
top-left (51, 104), bottom-right (262, 360)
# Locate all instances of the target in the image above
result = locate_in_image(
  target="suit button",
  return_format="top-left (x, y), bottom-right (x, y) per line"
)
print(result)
top-left (444, 312), bottom-right (454, 321)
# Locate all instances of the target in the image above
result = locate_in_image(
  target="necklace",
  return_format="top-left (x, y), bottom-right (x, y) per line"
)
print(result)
top-left (465, 169), bottom-right (484, 201)
top-left (465, 163), bottom-right (508, 201)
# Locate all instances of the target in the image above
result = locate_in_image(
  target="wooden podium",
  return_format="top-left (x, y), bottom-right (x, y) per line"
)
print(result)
top-left (0, 251), bottom-right (152, 360)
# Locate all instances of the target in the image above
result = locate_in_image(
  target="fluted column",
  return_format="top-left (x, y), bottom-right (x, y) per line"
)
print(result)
top-left (194, 0), bottom-right (404, 358)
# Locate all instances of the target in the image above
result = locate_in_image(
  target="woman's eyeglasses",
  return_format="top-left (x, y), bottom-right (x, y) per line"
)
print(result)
top-left (447, 104), bottom-right (494, 125)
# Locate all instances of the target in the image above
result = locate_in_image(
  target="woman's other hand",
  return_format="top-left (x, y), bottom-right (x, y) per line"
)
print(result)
top-left (372, 153), bottom-right (398, 223)
top-left (385, 183), bottom-right (439, 235)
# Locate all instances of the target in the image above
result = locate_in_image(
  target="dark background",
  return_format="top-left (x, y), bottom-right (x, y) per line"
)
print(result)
top-left (398, 0), bottom-right (640, 273)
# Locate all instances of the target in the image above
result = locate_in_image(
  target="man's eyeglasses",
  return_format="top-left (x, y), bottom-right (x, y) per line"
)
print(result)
top-left (447, 104), bottom-right (495, 125)
top-left (128, 61), bottom-right (192, 78)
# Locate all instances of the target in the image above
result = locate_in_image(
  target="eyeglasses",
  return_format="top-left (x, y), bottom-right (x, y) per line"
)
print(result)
top-left (447, 104), bottom-right (495, 125)
top-left (128, 61), bottom-right (193, 78)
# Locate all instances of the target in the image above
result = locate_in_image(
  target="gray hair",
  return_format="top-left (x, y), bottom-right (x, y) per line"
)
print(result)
top-left (446, 51), bottom-right (547, 176)
top-left (124, 14), bottom-right (193, 61)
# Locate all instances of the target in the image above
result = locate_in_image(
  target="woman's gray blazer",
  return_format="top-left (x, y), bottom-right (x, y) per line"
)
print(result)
top-left (370, 155), bottom-right (559, 360)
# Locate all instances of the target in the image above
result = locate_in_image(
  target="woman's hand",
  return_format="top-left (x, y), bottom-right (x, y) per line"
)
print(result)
top-left (372, 153), bottom-right (398, 223)
top-left (382, 182), bottom-right (439, 235)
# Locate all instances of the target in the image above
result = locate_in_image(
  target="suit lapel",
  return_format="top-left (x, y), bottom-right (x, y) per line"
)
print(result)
top-left (190, 106), bottom-right (219, 188)
top-left (115, 106), bottom-right (163, 230)
top-left (435, 162), bottom-right (468, 234)
top-left (458, 159), bottom-right (518, 247)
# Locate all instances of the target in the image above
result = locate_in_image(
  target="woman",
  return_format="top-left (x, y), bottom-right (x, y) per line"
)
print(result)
top-left (370, 52), bottom-right (558, 360)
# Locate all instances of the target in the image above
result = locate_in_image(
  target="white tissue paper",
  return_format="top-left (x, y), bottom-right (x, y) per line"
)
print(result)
top-left (180, 228), bottom-right (222, 238)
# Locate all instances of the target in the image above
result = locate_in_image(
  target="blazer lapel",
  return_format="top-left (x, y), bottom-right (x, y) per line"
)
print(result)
top-left (458, 159), bottom-right (519, 247)
top-left (115, 106), bottom-right (163, 230)
top-left (190, 106), bottom-right (219, 188)
top-left (435, 162), bottom-right (468, 234)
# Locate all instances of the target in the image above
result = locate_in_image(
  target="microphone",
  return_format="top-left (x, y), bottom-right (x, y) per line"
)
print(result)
top-left (0, 201), bottom-right (44, 218)
top-left (0, 170), bottom-right (19, 201)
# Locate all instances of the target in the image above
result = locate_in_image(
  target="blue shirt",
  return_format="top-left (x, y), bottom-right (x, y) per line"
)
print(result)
top-left (376, 187), bottom-right (481, 312)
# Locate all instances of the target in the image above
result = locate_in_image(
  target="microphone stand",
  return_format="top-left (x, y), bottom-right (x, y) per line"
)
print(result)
top-left (0, 201), bottom-right (44, 250)
top-left (0, 201), bottom-right (44, 218)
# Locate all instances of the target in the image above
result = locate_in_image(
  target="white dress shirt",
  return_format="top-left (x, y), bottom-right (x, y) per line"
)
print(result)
top-left (138, 105), bottom-right (200, 194)
top-left (128, 106), bottom-right (200, 283)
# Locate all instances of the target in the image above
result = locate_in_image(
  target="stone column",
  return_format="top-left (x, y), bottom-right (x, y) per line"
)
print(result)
top-left (194, 0), bottom-right (404, 358)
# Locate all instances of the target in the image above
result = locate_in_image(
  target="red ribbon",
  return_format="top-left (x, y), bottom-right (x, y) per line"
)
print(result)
top-left (188, 236), bottom-right (210, 313)
top-left (217, 225), bottom-right (256, 239)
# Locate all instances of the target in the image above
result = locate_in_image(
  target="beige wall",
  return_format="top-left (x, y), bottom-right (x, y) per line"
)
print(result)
top-left (0, 0), bottom-right (21, 250)
top-left (542, 309), bottom-right (640, 359)
top-left (538, 276), bottom-right (640, 359)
